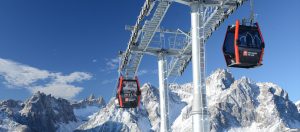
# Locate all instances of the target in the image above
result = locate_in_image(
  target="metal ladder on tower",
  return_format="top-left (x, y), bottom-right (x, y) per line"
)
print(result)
top-left (125, 1), bottom-right (171, 78)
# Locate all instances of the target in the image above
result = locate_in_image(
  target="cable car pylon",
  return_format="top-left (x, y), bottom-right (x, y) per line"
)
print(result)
top-left (118, 0), bottom-right (251, 132)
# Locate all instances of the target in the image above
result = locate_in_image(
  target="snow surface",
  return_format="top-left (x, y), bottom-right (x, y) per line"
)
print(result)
top-left (295, 100), bottom-right (300, 112)
top-left (76, 97), bottom-right (152, 132)
top-left (57, 105), bottom-right (102, 131)
top-left (296, 101), bottom-right (300, 105)
top-left (57, 121), bottom-right (84, 132)
top-left (0, 113), bottom-right (28, 131)
top-left (74, 106), bottom-right (100, 120)
top-left (2, 69), bottom-right (300, 132)
top-left (170, 69), bottom-right (300, 132)
top-left (76, 69), bottom-right (300, 132)
top-left (228, 122), bottom-right (279, 132)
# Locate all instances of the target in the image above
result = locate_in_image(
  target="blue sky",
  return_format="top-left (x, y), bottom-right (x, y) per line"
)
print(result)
top-left (0, 0), bottom-right (299, 102)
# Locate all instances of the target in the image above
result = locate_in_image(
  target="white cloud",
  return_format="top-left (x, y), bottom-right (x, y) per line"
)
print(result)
top-left (31, 83), bottom-right (82, 99)
top-left (104, 57), bottom-right (119, 71)
top-left (0, 58), bottom-right (92, 99)
top-left (53, 72), bottom-right (92, 84)
top-left (0, 58), bottom-right (50, 87)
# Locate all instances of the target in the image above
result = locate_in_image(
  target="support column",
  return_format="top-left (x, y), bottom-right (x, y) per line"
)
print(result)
top-left (190, 4), bottom-right (209, 132)
top-left (158, 53), bottom-right (169, 132)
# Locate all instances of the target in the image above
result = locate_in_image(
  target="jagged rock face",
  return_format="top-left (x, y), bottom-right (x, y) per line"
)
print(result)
top-left (76, 69), bottom-right (300, 132)
top-left (206, 69), bottom-right (235, 106)
top-left (255, 83), bottom-right (300, 130)
top-left (296, 101), bottom-right (300, 113)
top-left (71, 94), bottom-right (106, 125)
top-left (72, 94), bottom-right (106, 109)
top-left (0, 93), bottom-right (105, 132)
top-left (0, 100), bottom-right (31, 132)
top-left (172, 69), bottom-right (300, 132)
top-left (0, 112), bottom-right (31, 132)
top-left (1, 69), bottom-right (299, 132)
top-left (76, 84), bottom-right (155, 132)
top-left (76, 83), bottom-right (187, 132)
top-left (0, 99), bottom-right (23, 118)
top-left (19, 92), bottom-right (77, 132)
top-left (139, 84), bottom-right (160, 131)
top-left (208, 78), bottom-right (259, 131)
top-left (76, 98), bottom-right (150, 132)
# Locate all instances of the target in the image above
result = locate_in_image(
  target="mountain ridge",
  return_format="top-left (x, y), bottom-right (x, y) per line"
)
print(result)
top-left (77, 69), bottom-right (300, 132)
top-left (1, 69), bottom-right (299, 132)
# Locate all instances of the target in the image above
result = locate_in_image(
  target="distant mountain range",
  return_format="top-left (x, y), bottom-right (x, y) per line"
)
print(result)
top-left (1, 69), bottom-right (299, 132)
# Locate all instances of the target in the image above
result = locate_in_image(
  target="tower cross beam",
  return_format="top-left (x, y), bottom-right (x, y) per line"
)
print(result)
top-left (119, 0), bottom-right (250, 132)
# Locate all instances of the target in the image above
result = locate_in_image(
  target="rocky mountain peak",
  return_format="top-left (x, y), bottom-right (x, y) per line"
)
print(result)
top-left (19, 91), bottom-right (77, 132)
top-left (173, 70), bottom-right (300, 131)
top-left (76, 97), bottom-right (150, 132)
top-left (207, 68), bottom-right (234, 89)
top-left (0, 99), bottom-right (23, 117)
top-left (72, 94), bottom-right (106, 109)
top-left (1, 69), bottom-right (300, 132)
top-left (257, 82), bottom-right (289, 100)
top-left (77, 82), bottom-right (187, 132)
top-left (74, 69), bottom-right (300, 132)
top-left (88, 94), bottom-right (95, 100)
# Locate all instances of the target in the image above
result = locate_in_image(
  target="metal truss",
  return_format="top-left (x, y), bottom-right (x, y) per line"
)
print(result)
top-left (168, 0), bottom-right (248, 77)
top-left (120, 0), bottom-right (171, 78)
top-left (119, 0), bottom-right (250, 132)
top-left (120, 0), bottom-right (248, 79)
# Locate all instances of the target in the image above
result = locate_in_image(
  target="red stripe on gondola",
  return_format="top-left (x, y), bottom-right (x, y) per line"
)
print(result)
top-left (256, 23), bottom-right (265, 64)
top-left (118, 76), bottom-right (124, 107)
top-left (118, 76), bottom-right (123, 93)
top-left (234, 20), bottom-right (240, 64)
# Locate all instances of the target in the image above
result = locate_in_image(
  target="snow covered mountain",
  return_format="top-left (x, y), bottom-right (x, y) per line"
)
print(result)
top-left (0, 92), bottom-right (78, 132)
top-left (296, 101), bottom-right (300, 113)
top-left (72, 94), bottom-right (106, 121)
top-left (1, 69), bottom-right (300, 132)
top-left (19, 92), bottom-right (77, 132)
top-left (76, 69), bottom-right (300, 132)
top-left (76, 83), bottom-right (187, 132)
top-left (0, 92), bottom-right (106, 132)
top-left (72, 94), bottom-right (106, 109)
top-left (0, 100), bottom-right (30, 131)
top-left (172, 70), bottom-right (300, 132)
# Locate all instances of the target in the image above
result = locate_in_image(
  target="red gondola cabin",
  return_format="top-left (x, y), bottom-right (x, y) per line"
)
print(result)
top-left (116, 76), bottom-right (141, 108)
top-left (222, 20), bottom-right (265, 68)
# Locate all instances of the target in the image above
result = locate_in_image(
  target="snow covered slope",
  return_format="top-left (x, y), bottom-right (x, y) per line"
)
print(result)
top-left (0, 99), bottom-right (30, 131)
top-left (1, 69), bottom-right (299, 132)
top-left (296, 101), bottom-right (300, 113)
top-left (0, 112), bottom-right (31, 131)
top-left (0, 93), bottom-right (106, 132)
top-left (76, 83), bottom-right (187, 131)
top-left (19, 92), bottom-right (77, 132)
top-left (77, 69), bottom-right (300, 132)
top-left (172, 69), bottom-right (300, 132)
top-left (72, 94), bottom-right (106, 121)
top-left (0, 92), bottom-right (79, 132)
